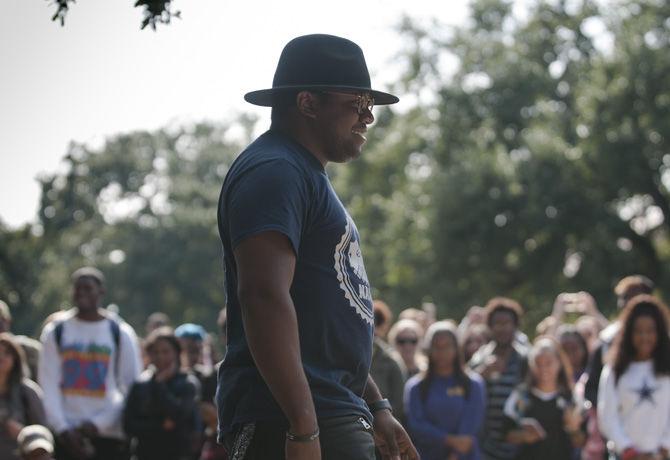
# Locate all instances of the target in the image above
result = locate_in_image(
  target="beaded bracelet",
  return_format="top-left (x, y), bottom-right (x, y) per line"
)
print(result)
top-left (286, 427), bottom-right (320, 443)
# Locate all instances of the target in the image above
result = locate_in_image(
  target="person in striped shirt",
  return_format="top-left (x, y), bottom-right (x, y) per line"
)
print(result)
top-left (470, 297), bottom-right (528, 460)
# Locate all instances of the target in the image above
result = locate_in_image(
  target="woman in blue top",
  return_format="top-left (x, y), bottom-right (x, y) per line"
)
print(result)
top-left (405, 321), bottom-right (486, 460)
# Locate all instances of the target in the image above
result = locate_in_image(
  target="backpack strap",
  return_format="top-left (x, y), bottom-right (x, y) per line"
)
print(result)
top-left (54, 321), bottom-right (64, 350)
top-left (51, 309), bottom-right (77, 352)
top-left (109, 318), bottom-right (122, 387)
top-left (52, 314), bottom-right (124, 390)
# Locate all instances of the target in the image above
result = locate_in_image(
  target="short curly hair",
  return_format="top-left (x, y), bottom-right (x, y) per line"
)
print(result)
top-left (484, 297), bottom-right (524, 327)
top-left (373, 300), bottom-right (393, 328)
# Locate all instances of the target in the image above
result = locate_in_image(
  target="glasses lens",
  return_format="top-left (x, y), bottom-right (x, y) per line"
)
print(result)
top-left (365, 95), bottom-right (374, 112)
top-left (396, 338), bottom-right (418, 345)
top-left (358, 94), bottom-right (373, 114)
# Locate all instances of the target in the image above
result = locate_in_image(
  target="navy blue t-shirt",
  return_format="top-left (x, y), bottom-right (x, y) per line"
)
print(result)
top-left (216, 130), bottom-right (374, 435)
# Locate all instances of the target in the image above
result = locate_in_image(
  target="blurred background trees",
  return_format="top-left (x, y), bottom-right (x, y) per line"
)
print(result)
top-left (50, 0), bottom-right (180, 29)
top-left (3, 0), bottom-right (669, 335)
top-left (332, 0), bottom-right (670, 327)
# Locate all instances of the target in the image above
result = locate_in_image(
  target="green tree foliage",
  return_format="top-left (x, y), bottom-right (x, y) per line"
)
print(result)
top-left (333, 0), bottom-right (670, 328)
top-left (4, 0), bottom-right (669, 336)
top-left (1, 121), bottom-right (246, 335)
top-left (49, 0), bottom-right (180, 30)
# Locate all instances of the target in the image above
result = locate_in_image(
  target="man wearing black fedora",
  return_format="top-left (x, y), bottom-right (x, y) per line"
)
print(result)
top-left (215, 34), bottom-right (418, 460)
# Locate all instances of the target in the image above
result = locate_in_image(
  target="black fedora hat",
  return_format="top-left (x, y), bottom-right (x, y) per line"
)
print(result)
top-left (244, 34), bottom-right (399, 107)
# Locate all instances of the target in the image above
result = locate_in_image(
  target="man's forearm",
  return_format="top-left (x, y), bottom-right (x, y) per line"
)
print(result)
top-left (240, 290), bottom-right (317, 433)
top-left (363, 374), bottom-right (383, 404)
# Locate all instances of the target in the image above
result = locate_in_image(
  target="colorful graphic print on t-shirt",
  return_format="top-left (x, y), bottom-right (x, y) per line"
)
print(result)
top-left (60, 342), bottom-right (111, 397)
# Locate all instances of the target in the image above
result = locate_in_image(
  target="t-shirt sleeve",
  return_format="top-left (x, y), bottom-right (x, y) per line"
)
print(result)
top-left (38, 322), bottom-right (69, 434)
top-left (225, 160), bottom-right (310, 255)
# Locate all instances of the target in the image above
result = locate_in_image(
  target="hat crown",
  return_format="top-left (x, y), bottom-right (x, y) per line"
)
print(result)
top-left (272, 34), bottom-right (371, 90)
top-left (244, 34), bottom-right (398, 107)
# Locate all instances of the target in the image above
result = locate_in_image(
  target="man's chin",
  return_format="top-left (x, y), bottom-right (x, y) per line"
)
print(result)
top-left (329, 149), bottom-right (362, 163)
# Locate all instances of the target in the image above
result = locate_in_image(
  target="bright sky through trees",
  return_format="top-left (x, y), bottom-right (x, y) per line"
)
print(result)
top-left (0, 0), bottom-right (470, 228)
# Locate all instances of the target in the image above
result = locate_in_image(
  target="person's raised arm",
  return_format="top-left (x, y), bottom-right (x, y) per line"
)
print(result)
top-left (234, 231), bottom-right (320, 459)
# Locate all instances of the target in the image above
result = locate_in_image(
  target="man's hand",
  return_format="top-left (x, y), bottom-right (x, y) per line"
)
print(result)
top-left (5, 418), bottom-right (24, 439)
top-left (154, 362), bottom-right (178, 383)
top-left (563, 406), bottom-right (582, 433)
top-left (200, 402), bottom-right (218, 430)
top-left (577, 291), bottom-right (599, 315)
top-left (480, 355), bottom-right (504, 380)
top-left (162, 418), bottom-right (176, 431)
top-left (521, 424), bottom-right (544, 444)
top-left (373, 410), bottom-right (419, 460)
top-left (285, 438), bottom-right (322, 460)
top-left (59, 429), bottom-right (87, 460)
top-left (446, 434), bottom-right (473, 454)
top-left (78, 421), bottom-right (98, 438)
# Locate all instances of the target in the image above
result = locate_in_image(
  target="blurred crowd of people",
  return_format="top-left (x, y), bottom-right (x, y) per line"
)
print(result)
top-left (370, 275), bottom-right (669, 460)
top-left (0, 270), bottom-right (669, 460)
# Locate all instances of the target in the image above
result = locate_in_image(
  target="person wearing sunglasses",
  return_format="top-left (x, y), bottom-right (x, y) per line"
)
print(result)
top-left (215, 34), bottom-right (418, 460)
top-left (388, 319), bottom-right (427, 379)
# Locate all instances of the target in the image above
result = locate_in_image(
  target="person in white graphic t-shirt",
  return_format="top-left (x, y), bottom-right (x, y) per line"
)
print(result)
top-left (38, 267), bottom-right (141, 460)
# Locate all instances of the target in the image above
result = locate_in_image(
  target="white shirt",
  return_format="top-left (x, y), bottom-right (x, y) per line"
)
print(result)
top-left (38, 312), bottom-right (142, 438)
top-left (598, 361), bottom-right (670, 454)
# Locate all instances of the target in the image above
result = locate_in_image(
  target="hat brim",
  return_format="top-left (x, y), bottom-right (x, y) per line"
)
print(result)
top-left (244, 85), bottom-right (399, 107)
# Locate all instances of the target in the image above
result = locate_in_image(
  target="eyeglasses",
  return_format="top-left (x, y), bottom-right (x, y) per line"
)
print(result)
top-left (322, 91), bottom-right (375, 115)
top-left (396, 337), bottom-right (418, 346)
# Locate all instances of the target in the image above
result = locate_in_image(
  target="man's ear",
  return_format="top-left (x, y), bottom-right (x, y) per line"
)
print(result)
top-left (296, 91), bottom-right (319, 119)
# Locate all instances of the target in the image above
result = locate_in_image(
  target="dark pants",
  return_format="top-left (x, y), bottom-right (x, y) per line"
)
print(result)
top-left (224, 415), bottom-right (375, 460)
top-left (55, 436), bottom-right (129, 460)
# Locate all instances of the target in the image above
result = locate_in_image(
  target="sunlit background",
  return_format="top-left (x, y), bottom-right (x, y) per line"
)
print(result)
top-left (2, 0), bottom-right (668, 337)
top-left (1, 0), bottom-right (470, 227)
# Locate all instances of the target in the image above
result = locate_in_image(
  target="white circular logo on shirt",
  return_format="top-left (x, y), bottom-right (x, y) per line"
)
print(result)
top-left (334, 216), bottom-right (374, 325)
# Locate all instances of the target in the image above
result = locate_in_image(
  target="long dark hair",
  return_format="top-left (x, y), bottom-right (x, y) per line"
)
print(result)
top-left (0, 333), bottom-right (27, 387)
top-left (609, 295), bottom-right (670, 383)
top-left (419, 321), bottom-right (472, 402)
top-left (556, 324), bottom-right (589, 374)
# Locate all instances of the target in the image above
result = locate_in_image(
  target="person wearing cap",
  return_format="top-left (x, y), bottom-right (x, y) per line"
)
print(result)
top-left (37, 267), bottom-right (142, 460)
top-left (17, 425), bottom-right (55, 460)
top-left (216, 34), bottom-right (417, 460)
top-left (174, 323), bottom-right (219, 458)
top-left (174, 323), bottom-right (208, 369)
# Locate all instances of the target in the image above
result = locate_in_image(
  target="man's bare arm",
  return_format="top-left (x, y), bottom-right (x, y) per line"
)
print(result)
top-left (234, 231), bottom-right (318, 436)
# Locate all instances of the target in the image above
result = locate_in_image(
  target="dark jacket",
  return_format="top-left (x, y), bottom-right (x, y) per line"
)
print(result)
top-left (123, 370), bottom-right (201, 460)
top-left (0, 379), bottom-right (46, 460)
top-left (370, 337), bottom-right (406, 422)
